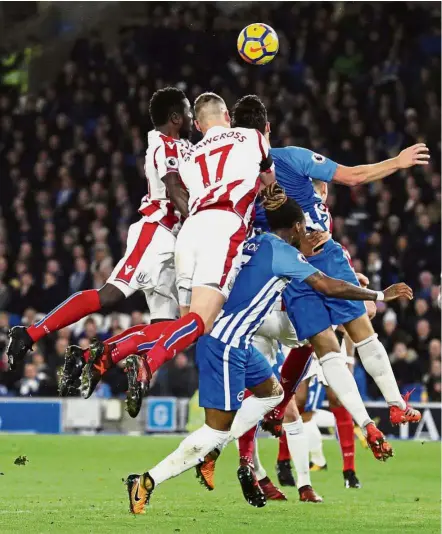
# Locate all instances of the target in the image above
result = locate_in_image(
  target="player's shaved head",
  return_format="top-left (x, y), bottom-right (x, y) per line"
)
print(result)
top-left (194, 92), bottom-right (230, 132)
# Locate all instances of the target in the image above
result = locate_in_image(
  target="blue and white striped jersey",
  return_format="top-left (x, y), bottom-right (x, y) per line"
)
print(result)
top-left (210, 233), bottom-right (318, 349)
top-left (254, 146), bottom-right (338, 232)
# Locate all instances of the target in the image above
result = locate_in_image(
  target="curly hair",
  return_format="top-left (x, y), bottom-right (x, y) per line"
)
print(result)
top-left (149, 87), bottom-right (187, 127)
top-left (260, 183), bottom-right (305, 230)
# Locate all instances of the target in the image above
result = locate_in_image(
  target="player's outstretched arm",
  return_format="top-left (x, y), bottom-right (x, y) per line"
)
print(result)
top-left (332, 143), bottom-right (430, 186)
top-left (163, 173), bottom-right (189, 218)
top-left (304, 271), bottom-right (413, 303)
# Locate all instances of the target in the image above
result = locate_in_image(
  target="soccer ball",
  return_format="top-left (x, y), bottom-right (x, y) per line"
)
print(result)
top-left (237, 23), bottom-right (279, 65)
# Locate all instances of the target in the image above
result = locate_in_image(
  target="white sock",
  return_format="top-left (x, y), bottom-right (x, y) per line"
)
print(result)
top-left (303, 420), bottom-right (326, 467)
top-left (355, 334), bottom-right (406, 409)
top-left (319, 352), bottom-right (372, 429)
top-left (228, 393), bottom-right (284, 441)
top-left (253, 438), bottom-right (267, 481)
top-left (283, 420), bottom-right (311, 488)
top-left (149, 424), bottom-right (228, 485)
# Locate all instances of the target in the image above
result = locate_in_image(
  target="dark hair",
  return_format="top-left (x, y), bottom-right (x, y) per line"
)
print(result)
top-left (261, 183), bottom-right (305, 231)
top-left (149, 87), bottom-right (187, 127)
top-left (231, 94), bottom-right (267, 134)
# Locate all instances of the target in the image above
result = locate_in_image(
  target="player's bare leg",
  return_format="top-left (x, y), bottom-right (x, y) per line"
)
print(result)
top-left (311, 327), bottom-right (393, 462)
top-left (344, 315), bottom-right (421, 425)
top-left (283, 395), bottom-right (323, 503)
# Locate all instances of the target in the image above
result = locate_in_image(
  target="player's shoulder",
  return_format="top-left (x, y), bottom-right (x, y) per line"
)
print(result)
top-left (147, 130), bottom-right (178, 151)
top-left (270, 145), bottom-right (308, 160)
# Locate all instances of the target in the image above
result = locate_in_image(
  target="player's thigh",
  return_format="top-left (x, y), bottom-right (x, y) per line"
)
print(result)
top-left (144, 259), bottom-right (179, 321)
top-left (245, 345), bottom-right (279, 398)
top-left (108, 220), bottom-right (175, 297)
top-left (196, 336), bottom-right (247, 412)
top-left (190, 285), bottom-right (226, 332)
top-left (175, 217), bottom-right (198, 307)
top-left (192, 210), bottom-right (247, 298)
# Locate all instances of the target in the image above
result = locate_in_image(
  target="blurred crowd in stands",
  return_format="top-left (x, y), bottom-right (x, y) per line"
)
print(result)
top-left (0, 3), bottom-right (440, 401)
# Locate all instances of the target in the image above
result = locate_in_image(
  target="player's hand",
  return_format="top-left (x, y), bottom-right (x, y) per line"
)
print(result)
top-left (397, 144), bottom-right (430, 169)
top-left (356, 272), bottom-right (370, 288)
top-left (382, 283), bottom-right (413, 302)
top-left (300, 231), bottom-right (330, 257)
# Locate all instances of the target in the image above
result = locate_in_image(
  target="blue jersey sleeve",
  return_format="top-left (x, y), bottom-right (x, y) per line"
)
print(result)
top-left (270, 237), bottom-right (319, 283)
top-left (291, 147), bottom-right (338, 183)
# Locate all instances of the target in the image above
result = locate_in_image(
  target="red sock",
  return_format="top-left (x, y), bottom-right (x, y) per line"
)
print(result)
top-left (277, 432), bottom-right (291, 462)
top-left (106, 324), bottom-right (147, 345)
top-left (145, 313), bottom-right (204, 374)
top-left (238, 424), bottom-right (257, 466)
top-left (109, 321), bottom-right (173, 365)
top-left (277, 345), bottom-right (314, 415)
top-left (331, 406), bottom-right (355, 472)
top-left (27, 290), bottom-right (101, 343)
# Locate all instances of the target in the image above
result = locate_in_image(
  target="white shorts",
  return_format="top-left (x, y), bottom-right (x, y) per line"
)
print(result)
top-left (175, 210), bottom-right (247, 305)
top-left (107, 218), bottom-right (179, 320)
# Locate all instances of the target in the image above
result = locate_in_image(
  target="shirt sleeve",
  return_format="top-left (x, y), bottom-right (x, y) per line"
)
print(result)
top-left (271, 239), bottom-right (319, 283)
top-left (294, 147), bottom-right (338, 183)
top-left (257, 130), bottom-right (274, 173)
top-left (155, 136), bottom-right (180, 179)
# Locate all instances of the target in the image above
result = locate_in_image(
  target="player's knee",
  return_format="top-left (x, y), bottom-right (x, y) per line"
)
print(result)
top-left (365, 300), bottom-right (377, 320)
top-left (98, 284), bottom-right (125, 307)
top-left (283, 396), bottom-right (300, 423)
top-left (327, 387), bottom-right (341, 409)
top-left (301, 410), bottom-right (313, 423)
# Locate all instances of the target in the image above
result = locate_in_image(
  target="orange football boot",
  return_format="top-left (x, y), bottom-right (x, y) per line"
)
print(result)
top-left (126, 472), bottom-right (154, 514)
top-left (390, 391), bottom-right (422, 425)
top-left (195, 449), bottom-right (220, 491)
top-left (365, 423), bottom-right (394, 461)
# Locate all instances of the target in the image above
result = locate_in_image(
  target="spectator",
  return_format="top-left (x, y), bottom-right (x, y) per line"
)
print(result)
top-left (0, 2), bottom-right (439, 398)
top-left (390, 342), bottom-right (421, 388)
top-left (424, 359), bottom-right (441, 401)
top-left (16, 362), bottom-right (47, 396)
top-left (157, 353), bottom-right (198, 399)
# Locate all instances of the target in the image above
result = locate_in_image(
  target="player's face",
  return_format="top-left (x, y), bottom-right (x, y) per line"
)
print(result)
top-left (180, 98), bottom-right (193, 138)
top-left (290, 220), bottom-right (307, 247)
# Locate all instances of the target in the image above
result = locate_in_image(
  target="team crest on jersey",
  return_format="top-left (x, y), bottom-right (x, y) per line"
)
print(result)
top-left (297, 253), bottom-right (308, 264)
top-left (312, 153), bottom-right (326, 164)
top-left (167, 157), bottom-right (178, 169)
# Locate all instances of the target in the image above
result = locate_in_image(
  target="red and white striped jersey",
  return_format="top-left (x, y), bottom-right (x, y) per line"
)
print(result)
top-left (179, 126), bottom-right (272, 222)
top-left (140, 130), bottom-right (192, 230)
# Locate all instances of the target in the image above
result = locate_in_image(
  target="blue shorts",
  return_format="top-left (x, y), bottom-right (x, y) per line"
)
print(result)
top-left (305, 376), bottom-right (326, 412)
top-left (196, 335), bottom-right (273, 411)
top-left (272, 346), bottom-right (286, 381)
top-left (283, 239), bottom-right (366, 340)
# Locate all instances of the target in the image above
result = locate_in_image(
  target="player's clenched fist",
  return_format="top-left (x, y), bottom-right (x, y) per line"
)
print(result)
top-left (383, 283), bottom-right (413, 302)
top-left (397, 143), bottom-right (430, 168)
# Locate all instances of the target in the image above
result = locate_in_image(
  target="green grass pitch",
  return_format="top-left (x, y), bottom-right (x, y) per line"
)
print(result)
top-left (0, 435), bottom-right (440, 533)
